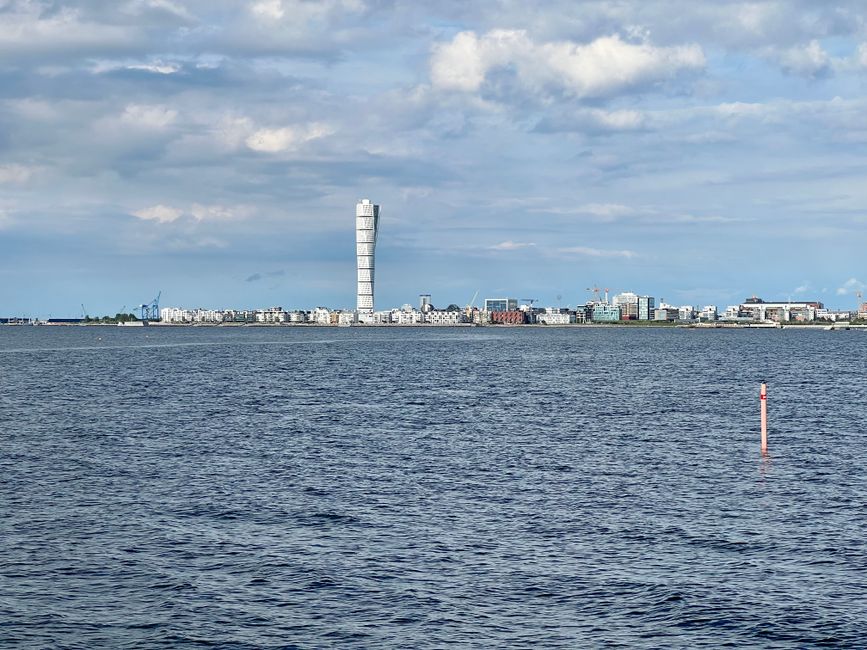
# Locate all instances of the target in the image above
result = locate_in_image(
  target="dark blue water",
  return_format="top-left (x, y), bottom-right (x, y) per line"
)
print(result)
top-left (1, 326), bottom-right (865, 648)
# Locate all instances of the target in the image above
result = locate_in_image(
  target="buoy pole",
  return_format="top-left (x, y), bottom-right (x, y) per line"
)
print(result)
top-left (760, 382), bottom-right (768, 455)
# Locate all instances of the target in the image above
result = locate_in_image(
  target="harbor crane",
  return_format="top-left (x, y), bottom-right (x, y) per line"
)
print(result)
top-left (136, 291), bottom-right (162, 321)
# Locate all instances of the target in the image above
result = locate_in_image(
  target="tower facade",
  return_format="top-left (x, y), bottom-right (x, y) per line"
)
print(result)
top-left (355, 199), bottom-right (379, 313)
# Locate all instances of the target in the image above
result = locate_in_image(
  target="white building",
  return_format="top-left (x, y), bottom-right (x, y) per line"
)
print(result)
top-left (356, 199), bottom-right (380, 314)
top-left (160, 307), bottom-right (187, 323)
top-left (537, 312), bottom-right (576, 325)
top-left (373, 310), bottom-right (393, 324)
top-left (289, 311), bottom-right (307, 323)
top-left (160, 307), bottom-right (224, 323)
top-left (816, 309), bottom-right (852, 322)
top-left (257, 307), bottom-right (287, 323)
top-left (392, 308), bottom-right (424, 325)
top-left (613, 292), bottom-right (639, 319)
top-left (311, 307), bottom-right (332, 325)
top-left (426, 310), bottom-right (465, 325)
top-left (678, 305), bottom-right (696, 321)
top-left (338, 311), bottom-right (358, 326)
top-left (700, 305), bottom-right (718, 321)
top-left (739, 298), bottom-right (823, 322)
top-left (195, 309), bottom-right (224, 323)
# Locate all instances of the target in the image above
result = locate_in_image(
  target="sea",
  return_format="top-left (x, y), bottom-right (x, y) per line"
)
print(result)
top-left (1, 325), bottom-right (865, 648)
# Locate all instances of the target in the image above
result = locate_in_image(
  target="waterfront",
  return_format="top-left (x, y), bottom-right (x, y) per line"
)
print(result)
top-left (1, 326), bottom-right (865, 647)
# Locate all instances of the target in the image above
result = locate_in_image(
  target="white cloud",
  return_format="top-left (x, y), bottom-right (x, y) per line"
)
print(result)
top-left (92, 60), bottom-right (180, 74)
top-left (534, 203), bottom-right (640, 220)
top-left (430, 30), bottom-right (705, 98)
top-left (0, 164), bottom-right (35, 184)
top-left (131, 204), bottom-right (184, 223)
top-left (127, 62), bottom-right (180, 74)
top-left (585, 108), bottom-right (646, 130)
top-left (251, 0), bottom-right (285, 20)
top-left (125, 0), bottom-right (196, 22)
top-left (489, 240), bottom-right (536, 250)
top-left (0, 4), bottom-right (135, 57)
top-left (794, 282), bottom-right (811, 294)
top-left (579, 203), bottom-right (637, 218)
top-left (245, 122), bottom-right (333, 153)
top-left (836, 277), bottom-right (865, 295)
top-left (557, 246), bottom-right (636, 258)
top-left (131, 203), bottom-right (255, 224)
top-left (121, 104), bottom-right (178, 129)
top-left (249, 0), bottom-right (365, 23)
top-left (777, 40), bottom-right (832, 78)
top-left (190, 203), bottom-right (255, 221)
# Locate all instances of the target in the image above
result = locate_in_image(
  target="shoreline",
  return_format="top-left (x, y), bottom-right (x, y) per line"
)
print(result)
top-left (5, 322), bottom-right (865, 330)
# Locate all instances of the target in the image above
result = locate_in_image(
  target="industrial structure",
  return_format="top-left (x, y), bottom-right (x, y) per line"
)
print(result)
top-left (136, 291), bottom-right (161, 321)
top-left (355, 199), bottom-right (380, 314)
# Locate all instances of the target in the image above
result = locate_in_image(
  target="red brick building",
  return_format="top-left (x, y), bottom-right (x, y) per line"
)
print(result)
top-left (490, 310), bottom-right (527, 324)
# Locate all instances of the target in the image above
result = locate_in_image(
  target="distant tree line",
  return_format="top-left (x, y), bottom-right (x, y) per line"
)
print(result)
top-left (83, 313), bottom-right (139, 323)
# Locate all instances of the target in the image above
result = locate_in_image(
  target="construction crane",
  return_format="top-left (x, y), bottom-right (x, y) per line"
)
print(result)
top-left (585, 286), bottom-right (601, 303)
top-left (465, 289), bottom-right (480, 320)
top-left (80, 303), bottom-right (89, 319)
top-left (521, 298), bottom-right (538, 309)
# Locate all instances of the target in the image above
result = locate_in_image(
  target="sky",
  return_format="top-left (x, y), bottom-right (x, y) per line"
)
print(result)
top-left (1, 0), bottom-right (867, 316)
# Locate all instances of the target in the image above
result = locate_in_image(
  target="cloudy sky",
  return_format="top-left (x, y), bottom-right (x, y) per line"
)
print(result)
top-left (2, 0), bottom-right (867, 315)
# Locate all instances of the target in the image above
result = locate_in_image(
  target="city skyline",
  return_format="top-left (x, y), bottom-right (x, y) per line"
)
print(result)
top-left (1, 1), bottom-right (867, 315)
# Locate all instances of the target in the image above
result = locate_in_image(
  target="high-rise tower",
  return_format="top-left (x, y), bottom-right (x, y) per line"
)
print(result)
top-left (355, 199), bottom-right (379, 313)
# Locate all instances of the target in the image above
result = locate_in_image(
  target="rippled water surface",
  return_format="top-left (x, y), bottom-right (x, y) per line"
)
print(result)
top-left (1, 325), bottom-right (865, 648)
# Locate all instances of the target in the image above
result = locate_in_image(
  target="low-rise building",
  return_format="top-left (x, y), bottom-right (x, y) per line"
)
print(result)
top-left (392, 308), bottom-right (424, 325)
top-left (373, 310), bottom-right (393, 324)
top-left (592, 304), bottom-right (621, 322)
top-left (224, 309), bottom-right (256, 323)
top-left (490, 310), bottom-right (527, 324)
top-left (311, 307), bottom-right (331, 325)
top-left (537, 311), bottom-right (576, 324)
top-left (700, 305), bottom-right (718, 321)
top-left (338, 311), bottom-right (358, 326)
top-left (678, 305), bottom-right (696, 321)
top-left (426, 310), bottom-right (465, 325)
top-left (161, 307), bottom-right (226, 323)
top-left (816, 309), bottom-right (854, 322)
top-left (723, 305), bottom-right (748, 320)
top-left (739, 297), bottom-right (823, 322)
top-left (654, 308), bottom-right (678, 321)
top-left (257, 307), bottom-right (287, 323)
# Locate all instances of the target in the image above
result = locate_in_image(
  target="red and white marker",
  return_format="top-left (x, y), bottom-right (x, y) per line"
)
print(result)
top-left (760, 382), bottom-right (768, 455)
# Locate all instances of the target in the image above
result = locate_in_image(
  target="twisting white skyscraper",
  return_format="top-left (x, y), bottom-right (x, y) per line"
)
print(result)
top-left (355, 199), bottom-right (379, 313)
